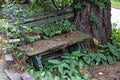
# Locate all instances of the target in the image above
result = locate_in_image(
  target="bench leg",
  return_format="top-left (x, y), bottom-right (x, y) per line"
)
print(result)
top-left (67, 42), bottom-right (86, 53)
top-left (67, 44), bottom-right (79, 53)
top-left (31, 56), bottom-right (43, 71)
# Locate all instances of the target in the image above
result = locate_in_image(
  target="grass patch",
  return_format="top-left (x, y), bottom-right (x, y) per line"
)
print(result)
top-left (111, 0), bottom-right (120, 8)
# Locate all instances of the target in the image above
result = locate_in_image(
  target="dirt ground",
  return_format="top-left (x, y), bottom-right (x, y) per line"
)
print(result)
top-left (81, 61), bottom-right (120, 80)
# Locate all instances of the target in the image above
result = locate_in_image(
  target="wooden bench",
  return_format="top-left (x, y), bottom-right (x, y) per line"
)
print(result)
top-left (18, 31), bottom-right (90, 56)
top-left (18, 31), bottom-right (91, 70)
top-left (18, 8), bottom-right (90, 70)
top-left (1, 7), bottom-right (91, 71)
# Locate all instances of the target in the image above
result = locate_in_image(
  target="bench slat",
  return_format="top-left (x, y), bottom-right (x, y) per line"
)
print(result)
top-left (25, 12), bottom-right (74, 27)
top-left (8, 8), bottom-right (73, 27)
top-left (18, 31), bottom-right (91, 56)
top-left (23, 8), bottom-right (73, 23)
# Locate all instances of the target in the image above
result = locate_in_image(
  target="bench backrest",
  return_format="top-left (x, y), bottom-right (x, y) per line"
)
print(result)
top-left (0, 5), bottom-right (74, 27)
top-left (19, 8), bottom-right (73, 27)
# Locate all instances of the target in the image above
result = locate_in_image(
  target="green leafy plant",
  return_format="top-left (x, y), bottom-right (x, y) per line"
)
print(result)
top-left (26, 36), bottom-right (40, 43)
top-left (74, 0), bottom-right (87, 9)
top-left (25, 41), bottom-right (120, 80)
top-left (24, 50), bottom-right (89, 80)
top-left (42, 20), bottom-right (75, 38)
top-left (112, 23), bottom-right (120, 45)
top-left (1, 2), bottom-right (30, 39)
top-left (90, 0), bottom-right (109, 9)
top-left (25, 66), bottom-right (88, 80)
top-left (0, 1), bottom-right (76, 54)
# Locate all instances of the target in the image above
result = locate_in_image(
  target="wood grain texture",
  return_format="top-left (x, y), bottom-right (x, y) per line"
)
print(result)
top-left (5, 70), bottom-right (35, 80)
top-left (24, 13), bottom-right (74, 27)
top-left (5, 70), bottom-right (21, 80)
top-left (18, 31), bottom-right (91, 56)
top-left (21, 73), bottom-right (35, 80)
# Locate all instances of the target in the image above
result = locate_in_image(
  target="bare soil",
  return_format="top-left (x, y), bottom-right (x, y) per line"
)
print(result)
top-left (81, 61), bottom-right (120, 80)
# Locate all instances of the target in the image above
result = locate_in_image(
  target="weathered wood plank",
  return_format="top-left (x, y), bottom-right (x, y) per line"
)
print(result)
top-left (5, 54), bottom-right (13, 61)
top-left (8, 8), bottom-right (73, 24)
top-left (25, 12), bottom-right (74, 27)
top-left (21, 73), bottom-right (35, 80)
top-left (8, 39), bottom-right (21, 43)
top-left (4, 70), bottom-right (22, 80)
top-left (18, 31), bottom-right (91, 56)
top-left (5, 70), bottom-right (35, 80)
top-left (42, 51), bottom-right (62, 62)
top-left (23, 8), bottom-right (73, 23)
top-left (4, 54), bottom-right (14, 67)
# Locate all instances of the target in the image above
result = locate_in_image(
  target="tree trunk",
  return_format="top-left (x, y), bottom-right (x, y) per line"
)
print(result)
top-left (73, 0), bottom-right (112, 48)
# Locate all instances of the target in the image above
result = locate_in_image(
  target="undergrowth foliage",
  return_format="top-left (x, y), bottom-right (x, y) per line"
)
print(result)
top-left (112, 23), bottom-right (120, 45)
top-left (25, 25), bottom-right (120, 80)
top-left (0, 0), bottom-right (114, 80)
top-left (25, 42), bottom-right (120, 80)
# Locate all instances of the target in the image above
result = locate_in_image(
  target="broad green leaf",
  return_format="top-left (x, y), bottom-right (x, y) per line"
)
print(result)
top-left (54, 76), bottom-right (60, 80)
top-left (48, 60), bottom-right (61, 64)
top-left (90, 53), bottom-right (97, 61)
top-left (83, 56), bottom-right (91, 64)
top-left (46, 71), bottom-right (53, 77)
top-left (62, 63), bottom-right (70, 69)
top-left (107, 55), bottom-right (114, 64)
top-left (99, 53), bottom-right (106, 60)
top-left (101, 60), bottom-right (108, 65)
top-left (29, 69), bottom-right (34, 76)
top-left (107, 43), bottom-right (119, 56)
top-left (59, 66), bottom-right (63, 75)
top-left (112, 56), bottom-right (117, 62)
top-left (33, 71), bottom-right (41, 79)
top-left (79, 61), bottom-right (84, 69)
top-left (95, 54), bottom-right (101, 62)
top-left (83, 74), bottom-right (89, 79)
top-left (24, 67), bottom-right (31, 72)
top-left (90, 61), bottom-right (95, 66)
top-left (41, 71), bottom-right (45, 76)
top-left (76, 76), bottom-right (82, 80)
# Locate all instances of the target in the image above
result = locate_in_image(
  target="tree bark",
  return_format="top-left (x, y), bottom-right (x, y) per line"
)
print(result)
top-left (73, 0), bottom-right (112, 48)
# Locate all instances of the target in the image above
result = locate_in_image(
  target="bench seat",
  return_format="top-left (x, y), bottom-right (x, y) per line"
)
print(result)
top-left (18, 30), bottom-right (91, 56)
